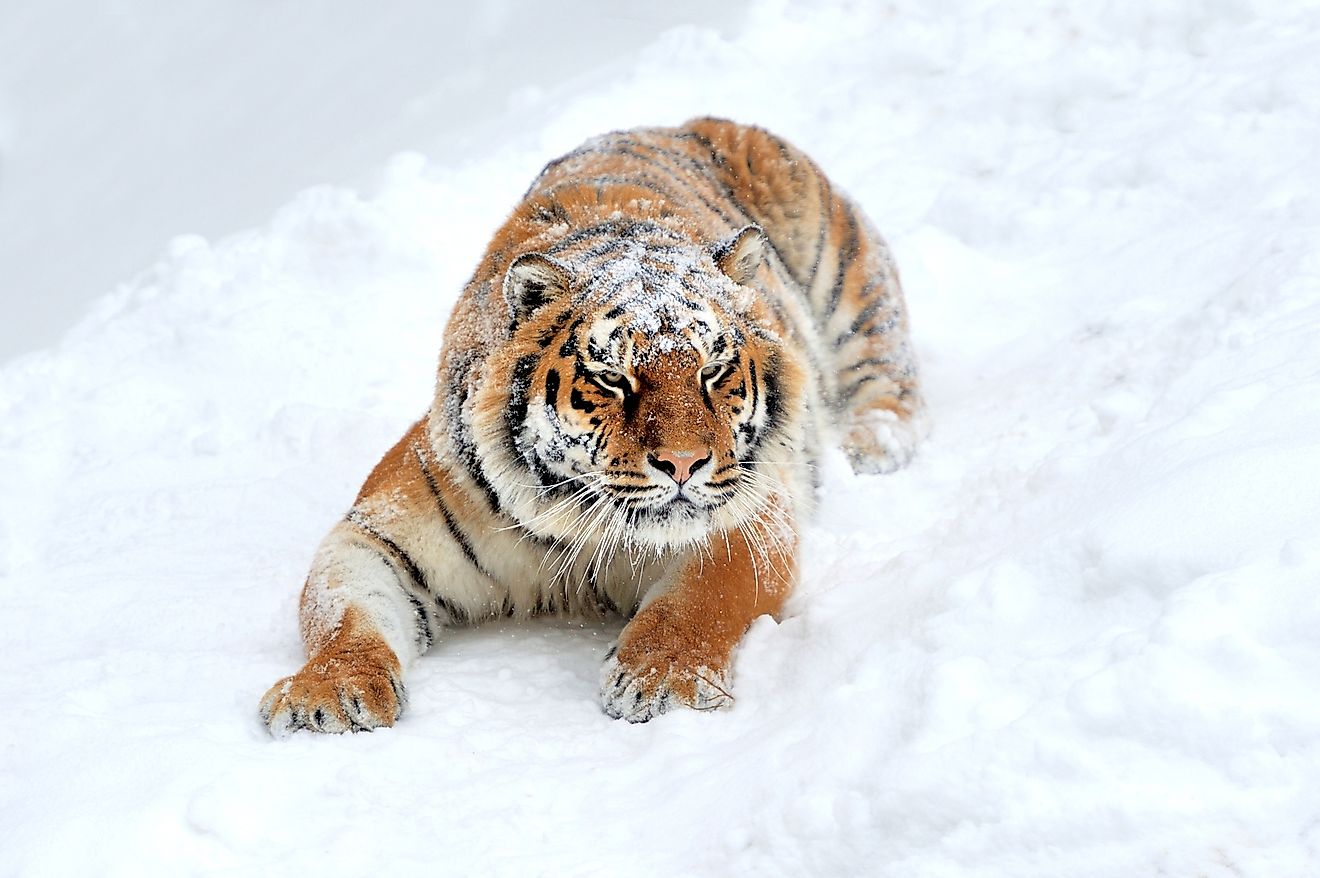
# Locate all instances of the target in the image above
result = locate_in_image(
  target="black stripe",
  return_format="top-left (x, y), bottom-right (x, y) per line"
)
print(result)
top-left (575, 238), bottom-right (692, 269)
top-left (558, 317), bottom-right (583, 358)
top-left (416, 447), bottom-right (485, 573)
top-left (833, 292), bottom-right (887, 349)
top-left (571, 236), bottom-right (636, 263)
top-left (807, 174), bottom-right (832, 292)
top-left (442, 352), bottom-right (503, 514)
top-left (588, 422), bottom-right (610, 465)
top-left (569, 387), bottom-right (597, 413)
top-left (860, 316), bottom-right (899, 340)
top-left (524, 147), bottom-right (586, 198)
top-left (505, 353), bottom-right (540, 464)
top-left (596, 587), bottom-right (621, 616)
top-left (825, 205), bottom-right (861, 319)
top-left (747, 358), bottom-right (760, 420)
top-left (541, 220), bottom-right (627, 254)
top-left (345, 513), bottom-right (436, 648)
top-left (537, 308), bottom-right (576, 348)
top-left (844, 356), bottom-right (895, 373)
top-left (630, 144), bottom-right (748, 229)
top-left (529, 199), bottom-right (571, 226)
top-left (450, 426), bottom-right (502, 515)
top-left (413, 449), bottom-right (491, 620)
top-left (841, 374), bottom-right (882, 403)
top-left (761, 356), bottom-right (783, 436)
top-left (608, 483), bottom-right (665, 495)
top-left (347, 511), bottom-right (429, 595)
top-left (581, 138), bottom-right (747, 230)
top-left (544, 369), bottom-right (560, 409)
top-left (378, 557), bottom-right (433, 651)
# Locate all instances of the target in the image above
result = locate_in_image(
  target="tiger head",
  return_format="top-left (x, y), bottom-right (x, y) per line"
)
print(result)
top-left (470, 221), bottom-right (807, 554)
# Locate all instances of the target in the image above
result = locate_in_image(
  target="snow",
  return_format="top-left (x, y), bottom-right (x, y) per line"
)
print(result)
top-left (4, 1), bottom-right (1320, 875)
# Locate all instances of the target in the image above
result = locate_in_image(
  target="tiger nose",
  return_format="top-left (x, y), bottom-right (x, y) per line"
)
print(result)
top-left (648, 448), bottom-right (712, 485)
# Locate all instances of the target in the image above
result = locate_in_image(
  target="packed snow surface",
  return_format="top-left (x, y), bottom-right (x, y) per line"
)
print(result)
top-left (3, 1), bottom-right (1320, 875)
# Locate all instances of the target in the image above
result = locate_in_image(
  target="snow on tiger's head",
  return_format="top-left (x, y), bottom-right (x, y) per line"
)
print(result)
top-left (470, 221), bottom-right (806, 552)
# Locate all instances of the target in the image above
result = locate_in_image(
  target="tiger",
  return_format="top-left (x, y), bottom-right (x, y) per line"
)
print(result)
top-left (258, 117), bottom-right (923, 732)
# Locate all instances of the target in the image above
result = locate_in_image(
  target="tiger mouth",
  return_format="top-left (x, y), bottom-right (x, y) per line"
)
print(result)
top-left (555, 478), bottom-right (739, 539)
top-left (630, 493), bottom-right (719, 522)
top-left (599, 483), bottom-right (710, 506)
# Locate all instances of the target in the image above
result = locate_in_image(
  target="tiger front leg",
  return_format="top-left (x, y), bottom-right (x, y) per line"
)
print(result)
top-left (259, 527), bottom-right (434, 736)
top-left (600, 517), bottom-right (796, 722)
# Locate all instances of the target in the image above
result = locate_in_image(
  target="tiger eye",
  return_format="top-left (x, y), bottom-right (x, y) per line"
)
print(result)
top-left (700, 362), bottom-right (729, 383)
top-left (594, 369), bottom-right (631, 394)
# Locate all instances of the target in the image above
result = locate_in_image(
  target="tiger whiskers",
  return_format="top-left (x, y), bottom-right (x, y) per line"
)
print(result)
top-left (548, 488), bottom-right (619, 594)
top-left (498, 471), bottom-right (606, 537)
top-left (585, 504), bottom-right (632, 594)
top-left (508, 469), bottom-right (609, 494)
top-left (722, 464), bottom-right (797, 603)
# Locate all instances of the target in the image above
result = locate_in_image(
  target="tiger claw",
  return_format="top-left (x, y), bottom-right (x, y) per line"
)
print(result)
top-left (598, 646), bottom-right (733, 723)
top-left (259, 650), bottom-right (405, 736)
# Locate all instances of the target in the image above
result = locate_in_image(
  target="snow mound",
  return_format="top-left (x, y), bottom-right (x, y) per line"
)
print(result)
top-left (4, 1), bottom-right (1320, 875)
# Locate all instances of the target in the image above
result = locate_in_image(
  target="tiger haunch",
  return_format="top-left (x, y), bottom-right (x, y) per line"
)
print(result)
top-left (258, 117), bottom-right (924, 732)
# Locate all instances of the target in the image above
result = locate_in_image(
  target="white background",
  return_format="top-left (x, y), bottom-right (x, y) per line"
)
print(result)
top-left (2, 1), bottom-right (1318, 875)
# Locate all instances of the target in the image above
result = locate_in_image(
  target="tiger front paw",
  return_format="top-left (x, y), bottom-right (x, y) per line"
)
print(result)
top-left (599, 642), bottom-right (734, 723)
top-left (259, 643), bottom-right (405, 737)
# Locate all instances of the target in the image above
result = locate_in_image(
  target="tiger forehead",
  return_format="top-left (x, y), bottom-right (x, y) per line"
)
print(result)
top-left (583, 304), bottom-right (726, 368)
top-left (634, 348), bottom-right (703, 384)
top-left (559, 236), bottom-right (740, 367)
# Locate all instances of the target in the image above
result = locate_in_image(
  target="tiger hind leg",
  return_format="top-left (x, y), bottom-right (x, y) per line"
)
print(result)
top-left (839, 385), bottom-right (925, 475)
top-left (825, 212), bottom-right (926, 475)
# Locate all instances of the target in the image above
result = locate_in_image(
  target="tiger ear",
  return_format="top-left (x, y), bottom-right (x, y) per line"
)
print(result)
top-left (504, 252), bottom-right (573, 322)
top-left (711, 224), bottom-right (766, 285)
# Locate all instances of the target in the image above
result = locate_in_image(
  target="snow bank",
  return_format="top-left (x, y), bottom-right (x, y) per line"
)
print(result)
top-left (3, 1), bottom-right (1319, 875)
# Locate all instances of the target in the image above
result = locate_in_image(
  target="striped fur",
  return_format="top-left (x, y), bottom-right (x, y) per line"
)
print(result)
top-left (259, 118), bottom-right (923, 733)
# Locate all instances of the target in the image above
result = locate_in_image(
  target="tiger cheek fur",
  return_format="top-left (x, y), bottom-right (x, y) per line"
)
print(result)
top-left (259, 117), bottom-right (923, 733)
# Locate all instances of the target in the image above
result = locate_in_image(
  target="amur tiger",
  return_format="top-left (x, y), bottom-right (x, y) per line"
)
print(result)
top-left (259, 117), bottom-right (923, 732)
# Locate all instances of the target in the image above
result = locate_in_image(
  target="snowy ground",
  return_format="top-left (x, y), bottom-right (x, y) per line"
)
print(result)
top-left (4, 1), bottom-right (1320, 876)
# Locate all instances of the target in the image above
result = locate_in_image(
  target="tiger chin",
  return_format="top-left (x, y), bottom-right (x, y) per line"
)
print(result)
top-left (259, 117), bottom-right (924, 733)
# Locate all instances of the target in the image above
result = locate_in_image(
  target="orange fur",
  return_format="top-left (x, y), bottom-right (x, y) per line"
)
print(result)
top-left (607, 507), bottom-right (796, 716)
top-left (261, 607), bottom-right (404, 734)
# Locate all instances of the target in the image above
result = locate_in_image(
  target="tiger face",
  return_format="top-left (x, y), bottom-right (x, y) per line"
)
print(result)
top-left (475, 223), bottom-right (805, 553)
